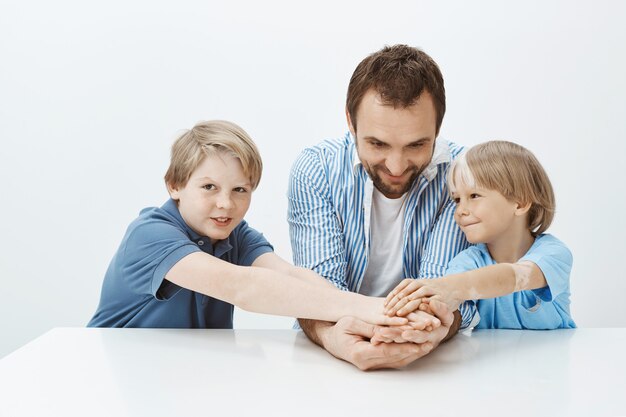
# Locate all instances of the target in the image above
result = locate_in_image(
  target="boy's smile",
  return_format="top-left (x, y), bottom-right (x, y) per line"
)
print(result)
top-left (168, 152), bottom-right (252, 244)
top-left (451, 181), bottom-right (522, 247)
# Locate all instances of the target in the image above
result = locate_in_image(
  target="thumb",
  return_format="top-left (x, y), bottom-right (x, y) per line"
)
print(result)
top-left (338, 316), bottom-right (378, 338)
top-left (428, 299), bottom-right (454, 327)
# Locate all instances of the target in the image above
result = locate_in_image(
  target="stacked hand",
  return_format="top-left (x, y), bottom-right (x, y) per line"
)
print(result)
top-left (384, 278), bottom-right (462, 317)
top-left (367, 278), bottom-right (462, 347)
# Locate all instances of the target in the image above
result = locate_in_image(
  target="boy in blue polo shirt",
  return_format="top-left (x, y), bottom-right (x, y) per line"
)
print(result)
top-left (88, 120), bottom-right (414, 329)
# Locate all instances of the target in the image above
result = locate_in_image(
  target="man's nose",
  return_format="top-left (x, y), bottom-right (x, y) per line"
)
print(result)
top-left (385, 152), bottom-right (408, 176)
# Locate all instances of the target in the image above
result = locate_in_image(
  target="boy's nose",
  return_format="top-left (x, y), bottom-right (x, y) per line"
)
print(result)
top-left (216, 194), bottom-right (233, 209)
top-left (456, 203), bottom-right (469, 216)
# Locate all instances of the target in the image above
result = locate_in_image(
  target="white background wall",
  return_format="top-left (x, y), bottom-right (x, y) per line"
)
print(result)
top-left (1, 0), bottom-right (625, 358)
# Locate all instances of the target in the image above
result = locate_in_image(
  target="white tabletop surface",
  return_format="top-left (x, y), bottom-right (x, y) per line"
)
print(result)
top-left (0, 327), bottom-right (624, 416)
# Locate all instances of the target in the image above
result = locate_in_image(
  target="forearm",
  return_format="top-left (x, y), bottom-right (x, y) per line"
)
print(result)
top-left (288, 266), bottom-right (340, 290)
top-left (230, 266), bottom-right (371, 321)
top-left (298, 318), bottom-right (334, 348)
top-left (166, 252), bottom-right (364, 322)
top-left (446, 262), bottom-right (547, 301)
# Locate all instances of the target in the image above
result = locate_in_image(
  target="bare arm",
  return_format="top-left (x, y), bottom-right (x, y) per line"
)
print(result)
top-left (386, 261), bottom-right (546, 316)
top-left (165, 251), bottom-right (406, 326)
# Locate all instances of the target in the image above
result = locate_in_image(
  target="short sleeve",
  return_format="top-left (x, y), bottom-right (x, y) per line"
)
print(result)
top-left (233, 221), bottom-right (274, 266)
top-left (445, 247), bottom-right (484, 275)
top-left (118, 219), bottom-right (200, 300)
top-left (520, 234), bottom-right (573, 302)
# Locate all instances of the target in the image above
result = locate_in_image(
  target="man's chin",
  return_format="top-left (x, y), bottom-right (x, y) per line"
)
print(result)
top-left (374, 181), bottom-right (411, 199)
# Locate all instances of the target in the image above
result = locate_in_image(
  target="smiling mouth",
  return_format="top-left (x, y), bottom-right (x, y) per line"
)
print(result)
top-left (211, 217), bottom-right (232, 227)
top-left (461, 222), bottom-right (479, 228)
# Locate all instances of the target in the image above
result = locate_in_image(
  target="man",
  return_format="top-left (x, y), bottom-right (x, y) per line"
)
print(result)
top-left (288, 44), bottom-right (476, 370)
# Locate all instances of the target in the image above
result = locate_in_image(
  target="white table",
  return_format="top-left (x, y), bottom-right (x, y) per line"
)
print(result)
top-left (0, 328), bottom-right (624, 416)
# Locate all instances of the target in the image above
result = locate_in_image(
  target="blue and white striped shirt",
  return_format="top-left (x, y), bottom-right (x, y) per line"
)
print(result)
top-left (288, 132), bottom-right (476, 328)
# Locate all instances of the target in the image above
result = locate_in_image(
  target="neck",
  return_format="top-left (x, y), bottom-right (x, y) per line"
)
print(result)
top-left (486, 225), bottom-right (535, 264)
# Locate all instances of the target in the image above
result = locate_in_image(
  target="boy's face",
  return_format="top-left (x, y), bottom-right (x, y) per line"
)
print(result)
top-left (451, 179), bottom-right (526, 246)
top-left (168, 152), bottom-right (252, 244)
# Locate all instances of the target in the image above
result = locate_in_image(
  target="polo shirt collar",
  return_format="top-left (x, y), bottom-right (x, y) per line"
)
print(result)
top-left (349, 131), bottom-right (451, 182)
top-left (161, 199), bottom-right (233, 258)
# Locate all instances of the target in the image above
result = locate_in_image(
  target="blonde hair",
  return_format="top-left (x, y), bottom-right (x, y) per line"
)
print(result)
top-left (164, 120), bottom-right (263, 190)
top-left (448, 140), bottom-right (555, 236)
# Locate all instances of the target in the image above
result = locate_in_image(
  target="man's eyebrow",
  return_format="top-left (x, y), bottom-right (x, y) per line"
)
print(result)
top-left (362, 136), bottom-right (386, 143)
top-left (406, 138), bottom-right (432, 146)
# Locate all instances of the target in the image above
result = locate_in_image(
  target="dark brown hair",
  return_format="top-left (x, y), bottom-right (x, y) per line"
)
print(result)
top-left (346, 44), bottom-right (446, 134)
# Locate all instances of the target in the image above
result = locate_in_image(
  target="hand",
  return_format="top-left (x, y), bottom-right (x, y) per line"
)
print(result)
top-left (360, 297), bottom-right (409, 327)
top-left (370, 310), bottom-right (441, 345)
top-left (374, 299), bottom-right (455, 345)
top-left (320, 316), bottom-right (435, 370)
top-left (384, 278), bottom-right (462, 316)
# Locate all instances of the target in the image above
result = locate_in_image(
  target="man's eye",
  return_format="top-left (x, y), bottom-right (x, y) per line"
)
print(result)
top-left (203, 184), bottom-right (216, 191)
top-left (371, 141), bottom-right (385, 148)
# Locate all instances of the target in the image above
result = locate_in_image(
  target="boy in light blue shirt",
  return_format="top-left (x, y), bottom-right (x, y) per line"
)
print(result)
top-left (382, 140), bottom-right (575, 330)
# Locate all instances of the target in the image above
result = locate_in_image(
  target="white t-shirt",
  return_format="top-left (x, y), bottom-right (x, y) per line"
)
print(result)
top-left (358, 188), bottom-right (407, 297)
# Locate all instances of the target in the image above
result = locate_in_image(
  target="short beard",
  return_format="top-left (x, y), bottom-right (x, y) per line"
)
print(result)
top-left (366, 164), bottom-right (426, 198)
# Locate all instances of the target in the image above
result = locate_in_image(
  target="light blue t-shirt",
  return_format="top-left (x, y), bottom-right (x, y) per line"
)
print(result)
top-left (88, 199), bottom-right (273, 328)
top-left (446, 234), bottom-right (576, 329)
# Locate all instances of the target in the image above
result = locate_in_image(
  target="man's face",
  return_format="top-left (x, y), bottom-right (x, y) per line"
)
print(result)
top-left (349, 89), bottom-right (438, 199)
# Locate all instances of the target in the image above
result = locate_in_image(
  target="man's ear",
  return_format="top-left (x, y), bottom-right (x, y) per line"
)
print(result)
top-left (167, 182), bottom-right (181, 200)
top-left (515, 201), bottom-right (532, 216)
top-left (345, 106), bottom-right (356, 138)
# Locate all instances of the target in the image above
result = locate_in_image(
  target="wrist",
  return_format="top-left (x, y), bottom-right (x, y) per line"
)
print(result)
top-left (444, 275), bottom-right (469, 303)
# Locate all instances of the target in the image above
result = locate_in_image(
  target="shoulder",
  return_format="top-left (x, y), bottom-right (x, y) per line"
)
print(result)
top-left (527, 234), bottom-right (573, 264)
top-left (291, 133), bottom-right (353, 172)
top-left (447, 244), bottom-right (491, 271)
top-left (124, 202), bottom-right (191, 249)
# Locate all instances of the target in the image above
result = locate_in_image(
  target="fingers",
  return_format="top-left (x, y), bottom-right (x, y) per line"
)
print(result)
top-left (398, 329), bottom-right (434, 344)
top-left (384, 295), bottom-right (416, 316)
top-left (367, 343), bottom-right (434, 370)
top-left (377, 315), bottom-right (409, 326)
top-left (384, 279), bottom-right (423, 311)
top-left (384, 279), bottom-right (412, 306)
top-left (396, 299), bottom-right (423, 317)
top-left (351, 341), bottom-right (432, 371)
top-left (426, 299), bottom-right (454, 328)
top-left (371, 327), bottom-right (409, 344)
top-left (336, 316), bottom-right (377, 338)
top-left (405, 310), bottom-right (441, 330)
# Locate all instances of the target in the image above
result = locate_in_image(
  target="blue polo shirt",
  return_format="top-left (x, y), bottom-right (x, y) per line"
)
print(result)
top-left (88, 199), bottom-right (273, 328)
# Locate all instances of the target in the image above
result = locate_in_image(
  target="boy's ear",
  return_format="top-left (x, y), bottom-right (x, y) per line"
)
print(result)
top-left (167, 182), bottom-right (181, 200)
top-left (515, 201), bottom-right (532, 216)
top-left (345, 106), bottom-right (356, 138)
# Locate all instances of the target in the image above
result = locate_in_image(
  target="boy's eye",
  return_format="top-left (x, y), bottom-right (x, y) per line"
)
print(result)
top-left (202, 184), bottom-right (216, 191)
top-left (470, 193), bottom-right (480, 199)
top-left (234, 187), bottom-right (248, 193)
top-left (453, 197), bottom-right (460, 204)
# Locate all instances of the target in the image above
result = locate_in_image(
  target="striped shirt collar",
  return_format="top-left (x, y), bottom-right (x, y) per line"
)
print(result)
top-left (350, 132), bottom-right (451, 182)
